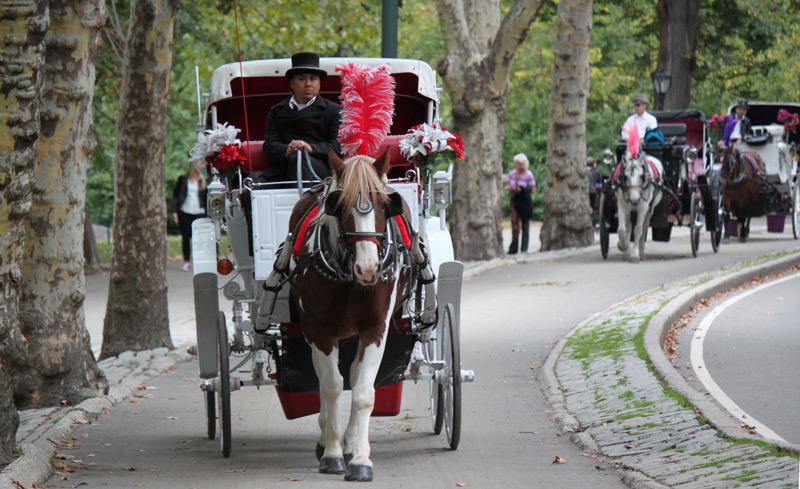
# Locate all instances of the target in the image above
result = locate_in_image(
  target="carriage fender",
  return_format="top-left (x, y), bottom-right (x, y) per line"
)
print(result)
top-left (193, 272), bottom-right (220, 379)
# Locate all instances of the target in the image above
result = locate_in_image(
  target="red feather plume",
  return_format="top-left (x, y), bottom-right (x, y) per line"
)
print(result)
top-left (336, 63), bottom-right (395, 157)
top-left (627, 122), bottom-right (639, 158)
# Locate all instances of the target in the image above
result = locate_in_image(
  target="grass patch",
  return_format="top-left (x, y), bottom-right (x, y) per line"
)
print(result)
top-left (12, 446), bottom-right (23, 456)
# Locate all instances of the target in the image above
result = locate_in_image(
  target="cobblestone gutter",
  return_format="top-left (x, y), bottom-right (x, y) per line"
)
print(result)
top-left (542, 251), bottom-right (800, 489)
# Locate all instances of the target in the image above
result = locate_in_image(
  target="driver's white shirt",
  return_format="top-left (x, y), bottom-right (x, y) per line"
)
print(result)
top-left (621, 111), bottom-right (658, 140)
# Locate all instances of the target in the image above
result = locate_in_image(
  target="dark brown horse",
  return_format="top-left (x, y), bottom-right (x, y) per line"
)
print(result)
top-left (287, 148), bottom-right (412, 482)
top-left (718, 144), bottom-right (765, 241)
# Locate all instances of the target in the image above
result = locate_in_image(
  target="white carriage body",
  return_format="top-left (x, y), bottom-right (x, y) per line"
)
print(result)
top-left (189, 56), bottom-right (472, 428)
top-left (727, 102), bottom-right (800, 189)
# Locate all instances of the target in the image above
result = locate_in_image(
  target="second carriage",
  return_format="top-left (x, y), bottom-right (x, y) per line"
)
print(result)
top-left (189, 57), bottom-right (474, 464)
top-left (599, 109), bottom-right (725, 259)
top-left (719, 101), bottom-right (799, 239)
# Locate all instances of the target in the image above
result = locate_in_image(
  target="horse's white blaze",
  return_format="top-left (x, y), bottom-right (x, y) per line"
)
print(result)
top-left (352, 208), bottom-right (380, 285)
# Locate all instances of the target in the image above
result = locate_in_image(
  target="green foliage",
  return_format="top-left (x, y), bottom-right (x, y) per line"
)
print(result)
top-left (86, 0), bottom-right (800, 229)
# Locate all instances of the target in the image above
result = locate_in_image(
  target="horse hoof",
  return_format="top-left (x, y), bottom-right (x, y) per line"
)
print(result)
top-left (316, 444), bottom-right (324, 461)
top-left (344, 464), bottom-right (373, 482)
top-left (629, 256), bottom-right (640, 263)
top-left (319, 457), bottom-right (346, 475)
top-left (344, 452), bottom-right (353, 466)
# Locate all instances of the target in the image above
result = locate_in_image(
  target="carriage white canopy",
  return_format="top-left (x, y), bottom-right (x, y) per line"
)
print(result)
top-left (206, 57), bottom-right (439, 105)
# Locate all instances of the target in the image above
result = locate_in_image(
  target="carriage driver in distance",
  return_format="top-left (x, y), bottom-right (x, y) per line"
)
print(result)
top-left (621, 93), bottom-right (658, 141)
top-left (260, 51), bottom-right (342, 183)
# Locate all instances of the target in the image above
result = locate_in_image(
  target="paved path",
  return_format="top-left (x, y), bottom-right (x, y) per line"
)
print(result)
top-left (3, 221), bottom-right (800, 488)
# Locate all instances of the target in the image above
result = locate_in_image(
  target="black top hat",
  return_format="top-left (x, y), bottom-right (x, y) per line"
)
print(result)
top-left (285, 52), bottom-right (327, 80)
top-left (736, 100), bottom-right (749, 110)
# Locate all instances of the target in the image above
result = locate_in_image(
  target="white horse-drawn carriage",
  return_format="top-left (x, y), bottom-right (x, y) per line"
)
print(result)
top-left (600, 109), bottom-right (725, 260)
top-left (189, 57), bottom-right (473, 481)
top-left (717, 102), bottom-right (799, 240)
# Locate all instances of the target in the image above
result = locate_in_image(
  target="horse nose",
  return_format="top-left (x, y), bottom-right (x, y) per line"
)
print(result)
top-left (354, 263), bottom-right (378, 284)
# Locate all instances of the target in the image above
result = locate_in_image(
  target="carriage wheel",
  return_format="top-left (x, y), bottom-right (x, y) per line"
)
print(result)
top-left (792, 181), bottom-right (800, 240)
top-left (441, 303), bottom-right (461, 450)
top-left (599, 193), bottom-right (610, 260)
top-left (205, 391), bottom-right (216, 440)
top-left (217, 312), bottom-right (232, 458)
top-left (427, 328), bottom-right (445, 435)
top-left (711, 192), bottom-right (724, 253)
top-left (689, 192), bottom-right (702, 257)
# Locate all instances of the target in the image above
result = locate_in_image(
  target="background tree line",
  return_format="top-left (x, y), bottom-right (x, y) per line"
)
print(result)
top-left (86, 0), bottom-right (800, 235)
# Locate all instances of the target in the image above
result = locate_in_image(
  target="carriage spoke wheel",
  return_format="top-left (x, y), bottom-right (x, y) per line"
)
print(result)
top-left (217, 312), bottom-right (232, 458)
top-left (792, 181), bottom-right (799, 240)
top-left (205, 391), bottom-right (216, 440)
top-left (441, 303), bottom-right (461, 450)
top-left (689, 192), bottom-right (702, 257)
top-left (428, 329), bottom-right (445, 435)
top-left (711, 192), bottom-right (724, 252)
top-left (599, 193), bottom-right (610, 260)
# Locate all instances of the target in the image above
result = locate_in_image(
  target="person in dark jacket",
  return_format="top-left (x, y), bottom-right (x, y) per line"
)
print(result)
top-left (261, 52), bottom-right (342, 182)
top-left (171, 161), bottom-right (207, 271)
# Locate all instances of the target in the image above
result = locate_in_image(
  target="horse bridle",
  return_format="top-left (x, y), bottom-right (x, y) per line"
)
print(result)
top-left (311, 182), bottom-right (407, 284)
top-left (620, 154), bottom-right (658, 204)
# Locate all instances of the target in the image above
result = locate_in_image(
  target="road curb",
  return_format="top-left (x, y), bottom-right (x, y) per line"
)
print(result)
top-left (1, 349), bottom-right (191, 489)
top-left (643, 252), bottom-right (800, 454)
top-left (541, 249), bottom-right (800, 488)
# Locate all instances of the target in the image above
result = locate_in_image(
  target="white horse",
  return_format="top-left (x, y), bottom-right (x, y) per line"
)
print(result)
top-left (615, 142), bottom-right (663, 262)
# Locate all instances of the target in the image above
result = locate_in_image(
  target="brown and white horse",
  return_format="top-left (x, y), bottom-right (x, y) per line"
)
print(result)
top-left (287, 148), bottom-right (412, 482)
top-left (718, 145), bottom-right (765, 241)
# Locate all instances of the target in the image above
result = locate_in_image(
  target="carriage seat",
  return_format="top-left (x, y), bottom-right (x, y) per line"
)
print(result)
top-left (239, 141), bottom-right (272, 175)
top-left (239, 138), bottom-right (413, 178)
top-left (658, 123), bottom-right (686, 145)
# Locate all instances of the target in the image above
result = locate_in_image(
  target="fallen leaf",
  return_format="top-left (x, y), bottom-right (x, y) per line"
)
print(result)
top-left (456, 484), bottom-right (466, 487)
top-left (166, 416), bottom-right (179, 420)
top-left (553, 455), bottom-right (566, 464)
top-left (224, 468), bottom-right (246, 473)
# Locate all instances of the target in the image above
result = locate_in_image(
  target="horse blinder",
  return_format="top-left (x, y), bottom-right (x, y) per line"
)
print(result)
top-left (383, 192), bottom-right (404, 219)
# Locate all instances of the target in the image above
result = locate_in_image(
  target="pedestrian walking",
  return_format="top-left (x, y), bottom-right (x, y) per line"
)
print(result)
top-left (172, 161), bottom-right (207, 271)
top-left (505, 153), bottom-right (535, 254)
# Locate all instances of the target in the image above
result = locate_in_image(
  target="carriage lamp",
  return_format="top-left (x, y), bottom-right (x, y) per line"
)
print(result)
top-left (602, 148), bottom-right (615, 165)
top-left (432, 170), bottom-right (452, 207)
top-left (650, 69), bottom-right (672, 110)
top-left (206, 177), bottom-right (226, 220)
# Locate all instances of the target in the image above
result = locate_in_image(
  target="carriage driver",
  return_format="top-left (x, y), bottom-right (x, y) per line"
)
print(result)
top-left (260, 52), bottom-right (342, 182)
top-left (719, 100), bottom-right (753, 145)
top-left (620, 93), bottom-right (658, 141)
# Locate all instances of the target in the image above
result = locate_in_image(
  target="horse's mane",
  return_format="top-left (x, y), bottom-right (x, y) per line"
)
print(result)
top-left (336, 155), bottom-right (389, 212)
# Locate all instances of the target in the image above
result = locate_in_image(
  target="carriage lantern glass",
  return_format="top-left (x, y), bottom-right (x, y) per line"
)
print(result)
top-left (650, 69), bottom-right (671, 110)
top-left (432, 170), bottom-right (452, 207)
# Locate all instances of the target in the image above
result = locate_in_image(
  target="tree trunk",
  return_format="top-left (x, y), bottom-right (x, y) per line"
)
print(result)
top-left (84, 207), bottom-right (102, 272)
top-left (101, 0), bottom-right (181, 359)
top-left (0, 0), bottom-right (45, 463)
top-left (14, 0), bottom-right (109, 409)
top-left (434, 0), bottom-right (546, 260)
top-left (656, 0), bottom-right (699, 110)
top-left (540, 0), bottom-right (594, 250)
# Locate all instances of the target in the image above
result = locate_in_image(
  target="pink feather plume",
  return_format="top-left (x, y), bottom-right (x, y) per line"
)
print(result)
top-left (336, 63), bottom-right (395, 157)
top-left (627, 123), bottom-right (639, 158)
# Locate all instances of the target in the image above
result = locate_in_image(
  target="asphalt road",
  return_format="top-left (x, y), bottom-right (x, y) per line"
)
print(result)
top-left (677, 267), bottom-right (800, 445)
top-left (53, 218), bottom-right (800, 488)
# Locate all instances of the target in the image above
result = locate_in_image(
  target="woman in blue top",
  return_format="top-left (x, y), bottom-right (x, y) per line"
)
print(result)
top-left (505, 153), bottom-right (536, 254)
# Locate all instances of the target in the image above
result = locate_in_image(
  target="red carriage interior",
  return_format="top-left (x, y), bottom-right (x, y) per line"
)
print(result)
top-left (215, 72), bottom-right (428, 179)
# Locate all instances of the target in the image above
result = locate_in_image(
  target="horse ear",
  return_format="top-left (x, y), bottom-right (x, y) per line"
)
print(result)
top-left (329, 148), bottom-right (346, 179)
top-left (384, 192), bottom-right (404, 218)
top-left (374, 147), bottom-right (391, 177)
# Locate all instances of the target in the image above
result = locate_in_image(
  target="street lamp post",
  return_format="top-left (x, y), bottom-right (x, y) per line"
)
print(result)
top-left (650, 69), bottom-right (672, 111)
